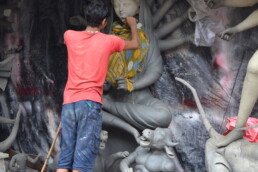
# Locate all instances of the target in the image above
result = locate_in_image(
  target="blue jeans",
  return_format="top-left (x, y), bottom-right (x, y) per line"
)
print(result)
top-left (57, 100), bottom-right (102, 172)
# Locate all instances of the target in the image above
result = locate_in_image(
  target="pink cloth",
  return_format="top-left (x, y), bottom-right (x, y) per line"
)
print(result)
top-left (63, 30), bottom-right (125, 104)
top-left (223, 116), bottom-right (258, 143)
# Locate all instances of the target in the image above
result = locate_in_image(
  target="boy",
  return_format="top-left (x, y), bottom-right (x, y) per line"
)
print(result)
top-left (56, 1), bottom-right (139, 172)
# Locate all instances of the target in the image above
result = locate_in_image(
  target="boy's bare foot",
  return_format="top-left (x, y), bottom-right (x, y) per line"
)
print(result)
top-left (216, 129), bottom-right (243, 148)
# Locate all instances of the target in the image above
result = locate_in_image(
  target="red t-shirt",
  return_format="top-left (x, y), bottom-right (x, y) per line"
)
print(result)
top-left (63, 30), bottom-right (125, 104)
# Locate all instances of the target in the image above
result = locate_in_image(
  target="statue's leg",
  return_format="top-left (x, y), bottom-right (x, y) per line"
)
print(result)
top-left (103, 97), bottom-right (171, 130)
top-left (102, 111), bottom-right (140, 142)
top-left (216, 50), bottom-right (258, 147)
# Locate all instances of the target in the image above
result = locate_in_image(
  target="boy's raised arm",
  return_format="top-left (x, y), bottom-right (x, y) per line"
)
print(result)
top-left (123, 16), bottom-right (140, 50)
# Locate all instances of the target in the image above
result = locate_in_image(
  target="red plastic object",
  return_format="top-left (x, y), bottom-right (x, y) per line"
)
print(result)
top-left (223, 116), bottom-right (258, 143)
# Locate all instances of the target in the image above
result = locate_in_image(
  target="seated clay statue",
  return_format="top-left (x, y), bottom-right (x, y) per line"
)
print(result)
top-left (8, 152), bottom-right (41, 172)
top-left (0, 104), bottom-right (21, 152)
top-left (176, 77), bottom-right (258, 172)
top-left (68, 0), bottom-right (191, 130)
top-left (204, 0), bottom-right (258, 147)
top-left (102, 0), bottom-right (178, 130)
top-left (119, 127), bottom-right (184, 172)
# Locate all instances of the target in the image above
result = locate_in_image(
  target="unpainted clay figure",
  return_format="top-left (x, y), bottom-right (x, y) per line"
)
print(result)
top-left (176, 77), bottom-right (258, 172)
top-left (119, 128), bottom-right (184, 172)
top-left (204, 0), bottom-right (258, 147)
top-left (94, 130), bottom-right (130, 172)
top-left (102, 0), bottom-right (190, 130)
top-left (68, 0), bottom-right (193, 130)
top-left (8, 153), bottom-right (41, 172)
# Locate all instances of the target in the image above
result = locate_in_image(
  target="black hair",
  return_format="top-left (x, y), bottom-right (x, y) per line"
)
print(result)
top-left (84, 0), bottom-right (110, 27)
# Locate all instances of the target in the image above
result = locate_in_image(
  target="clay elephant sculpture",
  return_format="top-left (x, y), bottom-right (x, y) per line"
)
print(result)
top-left (175, 77), bottom-right (258, 172)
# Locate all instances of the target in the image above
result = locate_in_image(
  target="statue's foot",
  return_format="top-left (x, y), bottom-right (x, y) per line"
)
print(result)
top-left (216, 129), bottom-right (243, 148)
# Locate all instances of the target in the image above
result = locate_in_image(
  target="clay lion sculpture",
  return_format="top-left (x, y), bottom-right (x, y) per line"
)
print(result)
top-left (175, 77), bottom-right (258, 172)
top-left (119, 127), bottom-right (184, 172)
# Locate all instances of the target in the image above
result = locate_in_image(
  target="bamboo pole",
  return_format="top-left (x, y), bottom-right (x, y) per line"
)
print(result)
top-left (41, 123), bottom-right (61, 172)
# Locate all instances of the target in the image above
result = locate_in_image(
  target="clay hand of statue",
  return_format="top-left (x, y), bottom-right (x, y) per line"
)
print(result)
top-left (218, 27), bottom-right (238, 41)
top-left (116, 77), bottom-right (130, 91)
top-left (119, 151), bottom-right (130, 158)
top-left (204, 0), bottom-right (224, 9)
top-left (103, 80), bottom-right (112, 91)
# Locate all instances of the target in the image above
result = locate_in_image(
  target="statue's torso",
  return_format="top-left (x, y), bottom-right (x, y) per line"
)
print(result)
top-left (135, 149), bottom-right (176, 172)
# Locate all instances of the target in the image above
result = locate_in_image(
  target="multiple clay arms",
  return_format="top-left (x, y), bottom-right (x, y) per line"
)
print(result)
top-left (70, 0), bottom-right (192, 52)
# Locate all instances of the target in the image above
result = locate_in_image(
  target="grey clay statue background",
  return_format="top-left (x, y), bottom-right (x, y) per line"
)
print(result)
top-left (1, 0), bottom-right (258, 172)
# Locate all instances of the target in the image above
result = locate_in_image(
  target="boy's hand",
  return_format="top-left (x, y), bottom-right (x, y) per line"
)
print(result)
top-left (125, 17), bottom-right (137, 28)
top-left (118, 151), bottom-right (130, 158)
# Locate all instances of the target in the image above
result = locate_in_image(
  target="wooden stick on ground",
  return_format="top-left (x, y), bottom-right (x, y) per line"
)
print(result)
top-left (41, 123), bottom-right (62, 172)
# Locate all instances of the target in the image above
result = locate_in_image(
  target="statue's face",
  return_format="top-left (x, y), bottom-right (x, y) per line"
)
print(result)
top-left (139, 129), bottom-right (153, 147)
top-left (113, 0), bottom-right (139, 20)
top-left (99, 130), bottom-right (108, 150)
